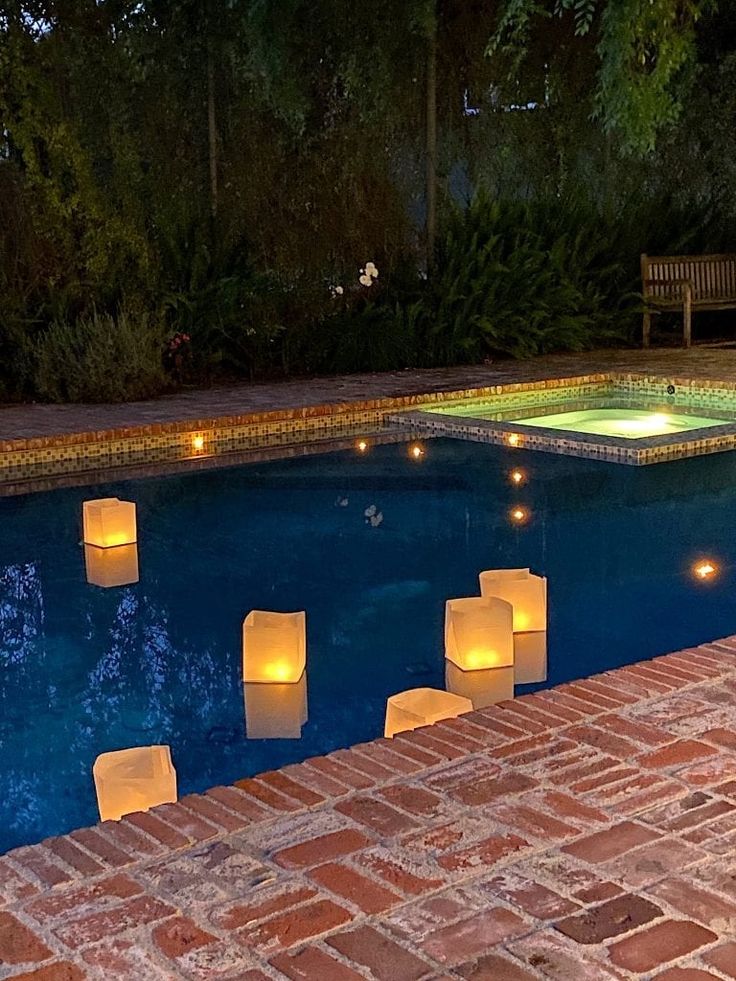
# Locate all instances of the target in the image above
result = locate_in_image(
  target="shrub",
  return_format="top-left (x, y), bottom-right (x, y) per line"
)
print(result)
top-left (34, 306), bottom-right (168, 403)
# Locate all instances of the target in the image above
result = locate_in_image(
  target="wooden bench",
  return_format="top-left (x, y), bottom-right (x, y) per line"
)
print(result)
top-left (641, 253), bottom-right (736, 347)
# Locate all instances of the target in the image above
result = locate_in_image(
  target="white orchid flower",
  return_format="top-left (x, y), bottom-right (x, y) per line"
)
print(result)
top-left (359, 274), bottom-right (373, 287)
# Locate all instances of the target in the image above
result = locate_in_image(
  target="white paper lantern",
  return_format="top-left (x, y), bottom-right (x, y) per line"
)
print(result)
top-left (445, 660), bottom-right (514, 709)
top-left (84, 544), bottom-right (139, 588)
top-left (445, 596), bottom-right (514, 671)
top-left (244, 673), bottom-right (308, 739)
top-left (384, 687), bottom-right (472, 738)
top-left (93, 745), bottom-right (177, 822)
top-left (242, 610), bottom-right (306, 683)
top-left (479, 568), bottom-right (547, 633)
top-left (83, 498), bottom-right (137, 548)
top-left (514, 631), bottom-right (548, 685)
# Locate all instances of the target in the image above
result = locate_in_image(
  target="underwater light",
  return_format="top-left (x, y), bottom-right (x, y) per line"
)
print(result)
top-left (509, 469), bottom-right (526, 486)
top-left (693, 560), bottom-right (718, 581)
top-left (409, 443), bottom-right (425, 460)
top-left (509, 506), bottom-right (530, 525)
top-left (356, 439), bottom-right (369, 453)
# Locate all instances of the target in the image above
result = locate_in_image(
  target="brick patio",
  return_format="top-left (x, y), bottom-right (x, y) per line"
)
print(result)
top-left (3, 639), bottom-right (736, 979)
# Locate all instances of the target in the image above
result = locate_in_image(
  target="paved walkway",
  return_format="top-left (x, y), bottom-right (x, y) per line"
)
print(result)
top-left (2, 640), bottom-right (736, 979)
top-left (3, 347), bottom-right (736, 441)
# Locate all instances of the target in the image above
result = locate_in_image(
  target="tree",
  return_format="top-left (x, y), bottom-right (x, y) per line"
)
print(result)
top-left (490, 0), bottom-right (717, 154)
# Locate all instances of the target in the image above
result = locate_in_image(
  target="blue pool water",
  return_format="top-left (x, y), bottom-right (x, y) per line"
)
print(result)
top-left (1, 437), bottom-right (735, 851)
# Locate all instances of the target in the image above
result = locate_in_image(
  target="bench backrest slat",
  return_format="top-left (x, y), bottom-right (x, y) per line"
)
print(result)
top-left (642, 253), bottom-right (736, 303)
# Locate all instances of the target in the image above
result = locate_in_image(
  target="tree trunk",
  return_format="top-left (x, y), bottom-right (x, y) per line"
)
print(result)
top-left (207, 41), bottom-right (218, 217)
top-left (425, 14), bottom-right (437, 270)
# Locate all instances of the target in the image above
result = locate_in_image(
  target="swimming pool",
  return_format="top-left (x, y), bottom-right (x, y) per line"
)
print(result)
top-left (1, 437), bottom-right (734, 851)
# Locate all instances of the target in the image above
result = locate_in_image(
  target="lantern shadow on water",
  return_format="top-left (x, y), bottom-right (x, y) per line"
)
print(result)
top-left (243, 672), bottom-right (308, 739)
top-left (84, 543), bottom-right (139, 588)
top-left (479, 568), bottom-right (547, 633)
top-left (445, 596), bottom-right (514, 672)
top-left (82, 498), bottom-right (137, 548)
top-left (242, 610), bottom-right (306, 684)
top-left (384, 687), bottom-right (472, 738)
top-left (445, 660), bottom-right (514, 709)
top-left (93, 745), bottom-right (177, 822)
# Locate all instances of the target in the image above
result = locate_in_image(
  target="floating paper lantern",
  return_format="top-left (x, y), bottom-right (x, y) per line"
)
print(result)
top-left (84, 544), bottom-right (139, 588)
top-left (514, 631), bottom-right (548, 685)
top-left (93, 745), bottom-right (177, 822)
top-left (83, 498), bottom-right (137, 548)
top-left (479, 568), bottom-right (547, 633)
top-left (445, 660), bottom-right (514, 709)
top-left (445, 597), bottom-right (514, 672)
top-left (384, 687), bottom-right (472, 738)
top-left (244, 672), bottom-right (308, 739)
top-left (242, 610), bottom-right (306, 683)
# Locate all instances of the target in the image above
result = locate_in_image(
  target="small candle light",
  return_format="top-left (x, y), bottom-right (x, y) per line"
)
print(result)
top-left (192, 434), bottom-right (205, 453)
top-left (693, 560), bottom-right (718, 581)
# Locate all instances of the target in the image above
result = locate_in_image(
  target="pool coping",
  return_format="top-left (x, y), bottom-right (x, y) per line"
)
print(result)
top-left (2, 635), bottom-right (736, 978)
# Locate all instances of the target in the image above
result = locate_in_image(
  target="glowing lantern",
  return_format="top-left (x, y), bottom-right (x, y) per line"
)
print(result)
top-left (244, 673), bottom-right (308, 739)
top-left (242, 610), bottom-right (306, 684)
top-left (445, 597), bottom-right (514, 672)
top-left (514, 631), bottom-right (548, 685)
top-left (384, 687), bottom-right (472, 738)
top-left (445, 660), bottom-right (514, 709)
top-left (84, 544), bottom-right (139, 588)
top-left (83, 498), bottom-right (137, 548)
top-left (93, 745), bottom-right (177, 822)
top-left (479, 568), bottom-right (547, 633)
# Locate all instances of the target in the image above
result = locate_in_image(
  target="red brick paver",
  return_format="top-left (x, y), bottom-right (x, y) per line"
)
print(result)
top-left (2, 637), bottom-right (736, 978)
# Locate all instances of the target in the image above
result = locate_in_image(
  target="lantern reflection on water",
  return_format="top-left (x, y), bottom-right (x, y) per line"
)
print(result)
top-left (84, 543), bottom-right (139, 588)
top-left (243, 673), bottom-right (308, 739)
top-left (93, 745), bottom-right (177, 822)
top-left (513, 630), bottom-right (548, 685)
top-left (445, 659), bottom-right (514, 708)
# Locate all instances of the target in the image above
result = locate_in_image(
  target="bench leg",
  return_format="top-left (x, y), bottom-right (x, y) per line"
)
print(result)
top-left (643, 311), bottom-right (651, 348)
top-left (683, 288), bottom-right (692, 348)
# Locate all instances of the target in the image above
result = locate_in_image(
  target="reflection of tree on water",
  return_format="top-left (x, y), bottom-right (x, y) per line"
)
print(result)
top-left (79, 589), bottom-right (239, 755)
top-left (0, 563), bottom-right (44, 667)
top-left (0, 563), bottom-right (47, 844)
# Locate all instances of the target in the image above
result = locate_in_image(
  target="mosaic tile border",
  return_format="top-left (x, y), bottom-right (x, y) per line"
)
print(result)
top-left (391, 373), bottom-right (736, 466)
top-left (6, 370), bottom-right (736, 483)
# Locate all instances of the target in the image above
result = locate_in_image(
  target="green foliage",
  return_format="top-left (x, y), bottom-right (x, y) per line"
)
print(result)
top-left (34, 307), bottom-right (168, 403)
top-left (490, 0), bottom-right (717, 153)
top-left (0, 0), bottom-right (734, 402)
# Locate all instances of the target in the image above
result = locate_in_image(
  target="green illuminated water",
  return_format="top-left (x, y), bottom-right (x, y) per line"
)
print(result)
top-left (518, 408), bottom-right (726, 439)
